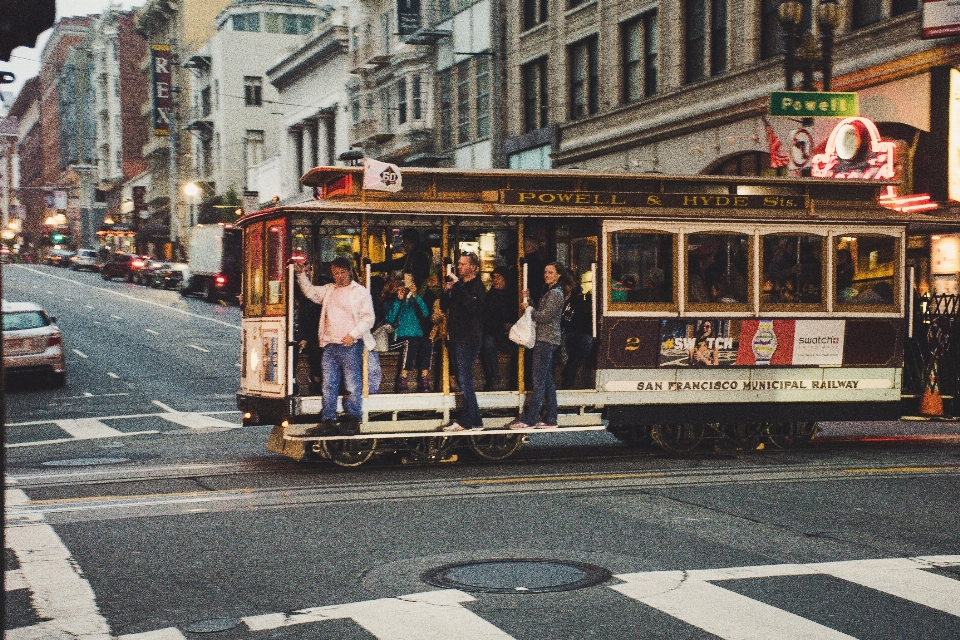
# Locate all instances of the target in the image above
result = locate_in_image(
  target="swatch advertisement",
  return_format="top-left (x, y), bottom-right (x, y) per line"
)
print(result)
top-left (660, 319), bottom-right (845, 367)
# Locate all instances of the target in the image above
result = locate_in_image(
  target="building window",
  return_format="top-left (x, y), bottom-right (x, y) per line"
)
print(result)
top-left (522, 56), bottom-right (548, 133)
top-left (380, 12), bottom-right (393, 55)
top-left (398, 78), bottom-right (407, 125)
top-left (457, 62), bottom-right (471, 144)
top-left (710, 0), bottom-right (728, 75)
top-left (476, 56), bottom-right (490, 139)
top-left (412, 75), bottom-right (422, 120)
top-left (759, 0), bottom-right (780, 60)
top-left (438, 69), bottom-right (453, 149)
top-left (244, 76), bottom-right (263, 107)
top-left (891, 0), bottom-right (918, 16)
top-left (351, 97), bottom-right (361, 123)
top-left (439, 0), bottom-right (452, 20)
top-left (569, 36), bottom-right (598, 120)
top-left (852, 0), bottom-right (884, 28)
top-left (265, 13), bottom-right (314, 34)
top-left (381, 89), bottom-right (394, 130)
top-left (232, 13), bottom-right (260, 32)
top-left (201, 86), bottom-right (211, 116)
top-left (522, 0), bottom-right (548, 31)
top-left (685, 0), bottom-right (727, 83)
top-left (622, 12), bottom-right (658, 103)
top-left (246, 130), bottom-right (265, 167)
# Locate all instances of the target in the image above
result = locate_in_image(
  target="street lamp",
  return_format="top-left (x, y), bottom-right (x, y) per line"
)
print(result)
top-left (779, 0), bottom-right (843, 176)
top-left (183, 181), bottom-right (200, 228)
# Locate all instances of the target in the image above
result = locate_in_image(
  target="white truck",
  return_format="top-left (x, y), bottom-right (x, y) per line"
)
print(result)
top-left (181, 224), bottom-right (242, 302)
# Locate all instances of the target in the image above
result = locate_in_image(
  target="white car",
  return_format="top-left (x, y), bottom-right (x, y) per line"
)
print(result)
top-left (70, 248), bottom-right (101, 271)
top-left (2, 300), bottom-right (66, 387)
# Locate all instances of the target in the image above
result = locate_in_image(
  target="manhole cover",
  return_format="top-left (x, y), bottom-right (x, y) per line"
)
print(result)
top-left (41, 457), bottom-right (131, 467)
top-left (183, 618), bottom-right (241, 633)
top-left (421, 558), bottom-right (611, 593)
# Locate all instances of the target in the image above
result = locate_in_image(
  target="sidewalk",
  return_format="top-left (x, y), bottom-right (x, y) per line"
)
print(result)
top-left (816, 419), bottom-right (960, 442)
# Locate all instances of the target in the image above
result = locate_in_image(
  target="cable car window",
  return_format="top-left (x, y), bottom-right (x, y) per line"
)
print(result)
top-left (686, 233), bottom-right (749, 307)
top-left (608, 231), bottom-right (674, 307)
top-left (244, 222), bottom-right (264, 315)
top-left (265, 221), bottom-right (286, 309)
top-left (835, 234), bottom-right (897, 307)
top-left (761, 234), bottom-right (824, 306)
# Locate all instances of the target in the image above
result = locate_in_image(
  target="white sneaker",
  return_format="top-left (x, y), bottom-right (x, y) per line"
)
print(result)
top-left (441, 421), bottom-right (465, 432)
top-left (505, 419), bottom-right (530, 430)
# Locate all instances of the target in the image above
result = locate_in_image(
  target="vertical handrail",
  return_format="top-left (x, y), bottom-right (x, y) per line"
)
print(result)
top-left (286, 262), bottom-right (296, 397)
top-left (908, 267), bottom-right (915, 339)
top-left (590, 261), bottom-right (597, 338)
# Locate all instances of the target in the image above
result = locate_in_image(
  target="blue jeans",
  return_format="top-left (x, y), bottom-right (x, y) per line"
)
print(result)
top-left (522, 340), bottom-right (558, 426)
top-left (451, 341), bottom-right (482, 427)
top-left (480, 333), bottom-right (512, 386)
top-left (321, 342), bottom-right (364, 421)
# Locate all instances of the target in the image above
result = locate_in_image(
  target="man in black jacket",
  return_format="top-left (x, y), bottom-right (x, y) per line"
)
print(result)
top-left (440, 252), bottom-right (486, 431)
top-left (367, 228), bottom-right (433, 291)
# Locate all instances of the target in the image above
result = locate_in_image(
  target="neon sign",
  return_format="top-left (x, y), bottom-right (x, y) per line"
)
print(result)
top-left (811, 116), bottom-right (896, 180)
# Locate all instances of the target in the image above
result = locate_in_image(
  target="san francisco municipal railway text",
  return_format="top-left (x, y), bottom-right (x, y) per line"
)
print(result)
top-left (634, 380), bottom-right (863, 391)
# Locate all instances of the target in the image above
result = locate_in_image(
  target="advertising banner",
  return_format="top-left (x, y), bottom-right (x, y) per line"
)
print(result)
top-left (150, 44), bottom-right (172, 136)
top-left (659, 319), bottom-right (845, 367)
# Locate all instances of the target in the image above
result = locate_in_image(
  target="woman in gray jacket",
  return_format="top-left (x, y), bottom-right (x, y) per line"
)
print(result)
top-left (507, 262), bottom-right (567, 429)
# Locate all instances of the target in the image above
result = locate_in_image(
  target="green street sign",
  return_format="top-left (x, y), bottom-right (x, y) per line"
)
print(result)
top-left (769, 91), bottom-right (858, 117)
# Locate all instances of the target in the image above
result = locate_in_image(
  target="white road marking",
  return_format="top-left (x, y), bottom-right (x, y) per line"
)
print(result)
top-left (54, 419), bottom-right (125, 440)
top-left (110, 314), bottom-right (124, 320)
top-left (64, 298), bottom-right (73, 302)
top-left (107, 372), bottom-right (120, 379)
top-left (7, 410), bottom-right (240, 427)
top-left (6, 431), bottom-right (160, 448)
top-left (4, 489), bottom-right (111, 640)
top-left (612, 571), bottom-right (855, 640)
top-left (158, 413), bottom-right (238, 430)
top-left (5, 569), bottom-right (28, 591)
top-left (144, 328), bottom-right (160, 335)
top-left (813, 557), bottom-right (960, 617)
top-left (612, 555), bottom-right (960, 640)
top-left (151, 400), bottom-right (177, 412)
top-left (85, 305), bottom-right (95, 309)
top-left (118, 629), bottom-right (188, 639)
top-left (11, 265), bottom-right (240, 329)
top-left (187, 344), bottom-right (210, 353)
top-left (118, 630), bottom-right (187, 640)
top-left (72, 349), bottom-right (88, 358)
top-left (45, 290), bottom-right (54, 295)
top-left (244, 589), bottom-right (517, 639)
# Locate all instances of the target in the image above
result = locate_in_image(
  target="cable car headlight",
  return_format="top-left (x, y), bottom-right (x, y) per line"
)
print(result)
top-left (250, 347), bottom-right (260, 372)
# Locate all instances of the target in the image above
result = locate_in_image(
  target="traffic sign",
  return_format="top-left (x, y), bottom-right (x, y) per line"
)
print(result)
top-left (769, 91), bottom-right (858, 117)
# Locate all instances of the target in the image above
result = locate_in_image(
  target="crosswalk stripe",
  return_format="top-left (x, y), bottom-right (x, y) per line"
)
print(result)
top-left (5, 569), bottom-right (28, 591)
top-left (54, 419), bottom-right (125, 440)
top-left (814, 557), bottom-right (960, 617)
top-left (611, 571), bottom-right (856, 640)
top-left (117, 628), bottom-right (187, 639)
top-left (158, 413), bottom-right (239, 429)
top-left (244, 589), bottom-right (517, 639)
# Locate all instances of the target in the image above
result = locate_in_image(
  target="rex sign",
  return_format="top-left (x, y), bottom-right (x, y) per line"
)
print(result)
top-left (769, 91), bottom-right (858, 118)
top-left (150, 44), bottom-right (172, 136)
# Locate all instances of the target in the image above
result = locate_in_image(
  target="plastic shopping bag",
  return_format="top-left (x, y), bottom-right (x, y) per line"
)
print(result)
top-left (508, 306), bottom-right (536, 349)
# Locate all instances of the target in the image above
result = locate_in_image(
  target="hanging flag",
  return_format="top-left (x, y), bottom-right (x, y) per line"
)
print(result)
top-left (362, 158), bottom-right (403, 192)
top-left (762, 117), bottom-right (789, 168)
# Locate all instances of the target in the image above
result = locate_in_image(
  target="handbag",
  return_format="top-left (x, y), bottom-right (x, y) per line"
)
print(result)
top-left (372, 323), bottom-right (394, 352)
top-left (508, 306), bottom-right (536, 349)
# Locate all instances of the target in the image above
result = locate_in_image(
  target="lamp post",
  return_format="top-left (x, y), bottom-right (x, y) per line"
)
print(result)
top-left (183, 181), bottom-right (200, 232)
top-left (778, 0), bottom-right (843, 175)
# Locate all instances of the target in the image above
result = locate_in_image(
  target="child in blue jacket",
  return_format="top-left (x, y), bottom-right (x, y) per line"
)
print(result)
top-left (385, 280), bottom-right (433, 392)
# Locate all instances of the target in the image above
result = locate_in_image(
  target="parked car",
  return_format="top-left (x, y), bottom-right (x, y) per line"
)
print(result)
top-left (152, 262), bottom-right (189, 289)
top-left (100, 253), bottom-right (150, 282)
top-left (134, 260), bottom-right (168, 285)
top-left (43, 249), bottom-right (75, 267)
top-left (2, 300), bottom-right (66, 387)
top-left (69, 248), bottom-right (100, 272)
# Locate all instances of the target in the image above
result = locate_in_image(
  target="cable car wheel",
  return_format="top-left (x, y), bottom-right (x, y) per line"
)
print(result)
top-left (323, 438), bottom-right (379, 467)
top-left (405, 436), bottom-right (457, 463)
top-left (469, 434), bottom-right (525, 461)
top-left (764, 421), bottom-right (819, 449)
top-left (650, 423), bottom-right (706, 453)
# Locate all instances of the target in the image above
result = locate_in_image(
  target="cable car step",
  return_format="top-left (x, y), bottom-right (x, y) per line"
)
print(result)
top-left (285, 424), bottom-right (608, 441)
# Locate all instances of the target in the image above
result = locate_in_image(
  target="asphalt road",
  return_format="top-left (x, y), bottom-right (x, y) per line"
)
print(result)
top-left (4, 263), bottom-right (960, 640)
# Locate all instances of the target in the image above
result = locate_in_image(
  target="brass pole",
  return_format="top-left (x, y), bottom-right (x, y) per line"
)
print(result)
top-left (442, 216), bottom-right (450, 397)
top-left (517, 219), bottom-right (525, 394)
